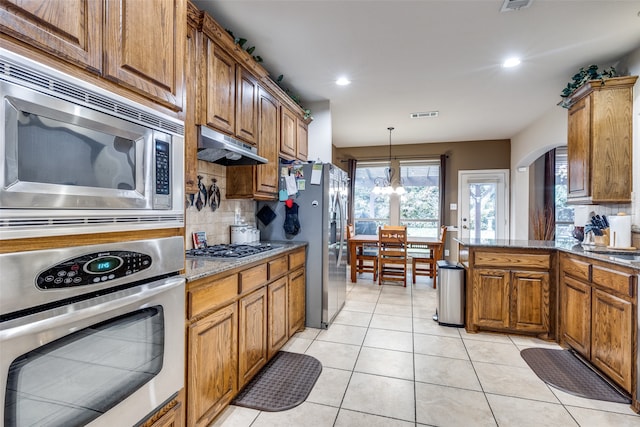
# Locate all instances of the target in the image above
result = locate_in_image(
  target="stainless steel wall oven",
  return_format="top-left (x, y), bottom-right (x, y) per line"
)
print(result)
top-left (0, 236), bottom-right (185, 427)
top-left (0, 47), bottom-right (185, 240)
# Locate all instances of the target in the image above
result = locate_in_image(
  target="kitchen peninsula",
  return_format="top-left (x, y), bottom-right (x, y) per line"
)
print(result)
top-left (457, 238), bottom-right (639, 408)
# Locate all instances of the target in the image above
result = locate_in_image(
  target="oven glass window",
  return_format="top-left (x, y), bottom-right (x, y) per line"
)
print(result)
top-left (4, 307), bottom-right (164, 427)
top-left (16, 111), bottom-right (136, 190)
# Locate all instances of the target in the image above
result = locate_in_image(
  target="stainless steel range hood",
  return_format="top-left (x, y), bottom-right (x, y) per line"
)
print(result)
top-left (197, 126), bottom-right (268, 165)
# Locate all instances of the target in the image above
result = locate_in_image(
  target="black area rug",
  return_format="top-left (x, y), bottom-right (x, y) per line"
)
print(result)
top-left (521, 348), bottom-right (630, 404)
top-left (231, 351), bottom-right (322, 412)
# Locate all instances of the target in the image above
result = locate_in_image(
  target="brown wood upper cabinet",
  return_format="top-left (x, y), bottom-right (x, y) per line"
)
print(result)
top-left (0, 0), bottom-right (186, 112)
top-left (280, 105), bottom-right (309, 161)
top-left (566, 76), bottom-right (637, 204)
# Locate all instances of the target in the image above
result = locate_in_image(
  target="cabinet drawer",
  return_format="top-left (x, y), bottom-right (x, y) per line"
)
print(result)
top-left (474, 252), bottom-right (550, 269)
top-left (268, 256), bottom-right (288, 280)
top-left (239, 263), bottom-right (268, 294)
top-left (289, 249), bottom-right (305, 270)
top-left (188, 274), bottom-right (238, 318)
top-left (592, 265), bottom-right (634, 298)
top-left (561, 256), bottom-right (591, 282)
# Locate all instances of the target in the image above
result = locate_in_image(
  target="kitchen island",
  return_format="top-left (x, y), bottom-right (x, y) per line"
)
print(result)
top-left (457, 238), bottom-right (639, 408)
top-left (183, 241), bottom-right (307, 427)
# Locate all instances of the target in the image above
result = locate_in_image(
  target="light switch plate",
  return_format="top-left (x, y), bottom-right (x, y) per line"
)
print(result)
top-left (450, 203), bottom-right (457, 211)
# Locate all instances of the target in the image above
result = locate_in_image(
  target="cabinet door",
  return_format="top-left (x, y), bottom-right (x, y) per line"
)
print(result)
top-left (0, 0), bottom-right (102, 72)
top-left (202, 37), bottom-right (236, 134)
top-left (256, 87), bottom-right (279, 197)
top-left (471, 269), bottom-right (510, 330)
top-left (235, 67), bottom-right (258, 145)
top-left (268, 276), bottom-right (288, 359)
top-left (187, 303), bottom-right (237, 427)
top-left (238, 287), bottom-right (268, 388)
top-left (559, 275), bottom-right (591, 358)
top-left (288, 267), bottom-right (306, 337)
top-left (280, 105), bottom-right (297, 158)
top-left (296, 118), bottom-right (308, 161)
top-left (104, 0), bottom-right (185, 111)
top-left (144, 399), bottom-right (183, 427)
top-left (591, 288), bottom-right (633, 392)
top-left (567, 96), bottom-right (590, 200)
top-left (184, 22), bottom-right (199, 194)
top-left (510, 270), bottom-right (550, 334)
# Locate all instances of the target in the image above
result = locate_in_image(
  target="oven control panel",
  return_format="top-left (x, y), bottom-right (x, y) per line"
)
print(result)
top-left (36, 251), bottom-right (152, 289)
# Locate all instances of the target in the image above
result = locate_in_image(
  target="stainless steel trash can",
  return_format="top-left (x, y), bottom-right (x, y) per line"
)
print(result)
top-left (434, 260), bottom-right (465, 327)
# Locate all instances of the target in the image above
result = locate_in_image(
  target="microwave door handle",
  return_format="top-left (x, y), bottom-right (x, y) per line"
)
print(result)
top-left (0, 277), bottom-right (184, 342)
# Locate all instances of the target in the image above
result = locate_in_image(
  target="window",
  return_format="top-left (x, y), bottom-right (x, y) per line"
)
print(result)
top-left (399, 160), bottom-right (441, 237)
top-left (555, 147), bottom-right (574, 242)
top-left (354, 160), bottom-right (441, 236)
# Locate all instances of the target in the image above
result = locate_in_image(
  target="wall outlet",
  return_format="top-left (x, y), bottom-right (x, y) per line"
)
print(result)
top-left (444, 249), bottom-right (450, 256)
top-left (450, 203), bottom-right (457, 211)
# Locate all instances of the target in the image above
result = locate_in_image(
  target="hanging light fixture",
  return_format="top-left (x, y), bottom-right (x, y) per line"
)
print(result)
top-left (372, 127), bottom-right (405, 195)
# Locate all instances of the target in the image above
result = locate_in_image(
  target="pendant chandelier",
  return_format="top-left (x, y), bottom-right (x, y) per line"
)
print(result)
top-left (372, 127), bottom-right (405, 195)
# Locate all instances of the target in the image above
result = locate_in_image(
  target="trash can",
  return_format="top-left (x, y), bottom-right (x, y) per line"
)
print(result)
top-left (433, 260), bottom-right (465, 327)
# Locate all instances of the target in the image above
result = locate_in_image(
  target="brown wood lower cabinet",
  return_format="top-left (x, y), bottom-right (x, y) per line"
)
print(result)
top-left (238, 287), bottom-right (268, 388)
top-left (140, 390), bottom-right (184, 427)
top-left (559, 252), bottom-right (636, 393)
top-left (288, 266), bottom-right (306, 337)
top-left (187, 303), bottom-right (238, 427)
top-left (467, 249), bottom-right (553, 338)
top-left (268, 276), bottom-right (289, 358)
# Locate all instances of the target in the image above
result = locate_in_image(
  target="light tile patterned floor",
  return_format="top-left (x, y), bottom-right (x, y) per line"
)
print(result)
top-left (212, 273), bottom-right (640, 426)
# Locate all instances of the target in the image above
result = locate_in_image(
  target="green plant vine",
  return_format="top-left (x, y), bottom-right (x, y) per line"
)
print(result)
top-left (559, 65), bottom-right (618, 106)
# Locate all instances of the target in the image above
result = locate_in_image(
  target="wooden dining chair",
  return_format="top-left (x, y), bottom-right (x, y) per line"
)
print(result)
top-left (378, 225), bottom-right (408, 286)
top-left (347, 224), bottom-right (378, 281)
top-left (411, 225), bottom-right (447, 286)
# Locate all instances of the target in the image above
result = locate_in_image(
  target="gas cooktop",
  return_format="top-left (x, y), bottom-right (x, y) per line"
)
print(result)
top-left (186, 243), bottom-right (275, 259)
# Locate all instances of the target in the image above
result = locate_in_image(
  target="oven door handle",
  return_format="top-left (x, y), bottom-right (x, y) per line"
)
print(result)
top-left (0, 276), bottom-right (185, 342)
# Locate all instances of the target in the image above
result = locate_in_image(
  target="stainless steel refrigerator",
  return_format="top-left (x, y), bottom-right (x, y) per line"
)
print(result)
top-left (257, 163), bottom-right (348, 329)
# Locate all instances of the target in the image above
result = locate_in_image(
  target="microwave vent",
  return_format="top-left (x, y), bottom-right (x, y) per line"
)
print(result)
top-left (0, 54), bottom-right (184, 136)
top-left (410, 111), bottom-right (439, 119)
top-left (0, 215), bottom-right (185, 229)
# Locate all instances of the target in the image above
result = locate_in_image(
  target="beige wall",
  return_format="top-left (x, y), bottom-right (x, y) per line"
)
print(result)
top-left (334, 139), bottom-right (511, 228)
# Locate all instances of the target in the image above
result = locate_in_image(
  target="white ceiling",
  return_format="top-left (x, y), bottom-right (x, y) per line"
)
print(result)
top-left (192, 0), bottom-right (640, 148)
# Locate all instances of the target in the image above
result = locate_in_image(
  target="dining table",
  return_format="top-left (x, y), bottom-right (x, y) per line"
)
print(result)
top-left (347, 234), bottom-right (444, 283)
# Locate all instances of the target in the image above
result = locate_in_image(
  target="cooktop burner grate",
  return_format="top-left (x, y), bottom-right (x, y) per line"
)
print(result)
top-left (186, 244), bottom-right (275, 259)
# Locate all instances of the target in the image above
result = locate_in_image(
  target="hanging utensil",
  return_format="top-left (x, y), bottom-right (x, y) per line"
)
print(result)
top-left (195, 175), bottom-right (204, 211)
top-left (208, 178), bottom-right (219, 211)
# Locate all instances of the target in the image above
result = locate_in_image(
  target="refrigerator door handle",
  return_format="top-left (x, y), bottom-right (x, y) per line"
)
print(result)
top-left (335, 193), bottom-right (344, 266)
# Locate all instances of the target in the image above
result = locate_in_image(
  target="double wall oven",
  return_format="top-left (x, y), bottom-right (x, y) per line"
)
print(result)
top-left (0, 48), bottom-right (187, 426)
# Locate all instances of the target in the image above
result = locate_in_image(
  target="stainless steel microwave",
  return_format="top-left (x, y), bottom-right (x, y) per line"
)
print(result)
top-left (0, 48), bottom-right (185, 239)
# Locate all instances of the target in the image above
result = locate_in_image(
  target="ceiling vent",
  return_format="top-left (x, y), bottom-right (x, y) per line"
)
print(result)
top-left (500, 0), bottom-right (533, 12)
top-left (410, 111), bottom-right (439, 119)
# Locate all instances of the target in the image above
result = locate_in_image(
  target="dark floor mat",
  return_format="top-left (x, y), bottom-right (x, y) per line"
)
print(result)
top-left (231, 351), bottom-right (322, 412)
top-left (521, 348), bottom-right (630, 404)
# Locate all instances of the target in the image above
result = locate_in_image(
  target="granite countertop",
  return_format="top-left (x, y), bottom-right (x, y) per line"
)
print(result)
top-left (455, 238), bottom-right (640, 270)
top-left (185, 241), bottom-right (307, 282)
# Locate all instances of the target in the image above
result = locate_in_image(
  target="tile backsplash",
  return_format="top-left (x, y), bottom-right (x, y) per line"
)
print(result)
top-left (184, 161), bottom-right (256, 249)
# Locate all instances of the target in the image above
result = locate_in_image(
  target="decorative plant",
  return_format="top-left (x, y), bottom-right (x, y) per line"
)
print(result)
top-left (226, 30), bottom-right (262, 63)
top-left (275, 75), bottom-right (312, 120)
top-left (558, 65), bottom-right (618, 108)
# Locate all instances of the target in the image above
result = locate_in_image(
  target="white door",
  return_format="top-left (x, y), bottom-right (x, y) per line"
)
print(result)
top-left (458, 170), bottom-right (509, 240)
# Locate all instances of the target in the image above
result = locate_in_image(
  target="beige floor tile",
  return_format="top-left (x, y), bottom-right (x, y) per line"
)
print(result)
top-left (415, 382), bottom-right (496, 427)
top-left (305, 340), bottom-right (361, 371)
top-left (341, 372), bottom-right (416, 422)
top-left (280, 336), bottom-right (313, 353)
top-left (378, 293), bottom-right (413, 306)
top-left (363, 328), bottom-right (413, 352)
top-left (464, 339), bottom-right (528, 367)
top-left (294, 328), bottom-right (322, 340)
top-left (414, 353), bottom-right (481, 391)
top-left (413, 317), bottom-right (461, 337)
top-left (374, 303), bottom-right (413, 317)
top-left (550, 387), bottom-right (637, 415)
top-left (413, 333), bottom-right (468, 360)
top-left (347, 291), bottom-right (381, 303)
top-left (460, 329), bottom-right (513, 343)
top-left (486, 394), bottom-right (578, 427)
top-left (508, 334), bottom-right (563, 350)
top-left (354, 346), bottom-right (414, 380)
top-left (381, 284), bottom-right (413, 295)
top-left (251, 401), bottom-right (339, 427)
top-left (211, 405), bottom-right (259, 427)
top-left (316, 323), bottom-right (367, 345)
top-left (412, 305), bottom-right (437, 319)
top-left (306, 367), bottom-right (352, 407)
top-left (369, 313), bottom-right (413, 332)
top-left (332, 309), bottom-right (373, 327)
top-left (334, 409), bottom-right (415, 427)
top-left (566, 405), bottom-right (640, 427)
top-left (473, 361), bottom-right (559, 403)
top-left (343, 299), bottom-right (377, 313)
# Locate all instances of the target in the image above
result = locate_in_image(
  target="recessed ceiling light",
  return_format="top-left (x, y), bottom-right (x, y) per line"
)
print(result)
top-left (336, 77), bottom-right (351, 86)
top-left (502, 57), bottom-right (521, 68)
